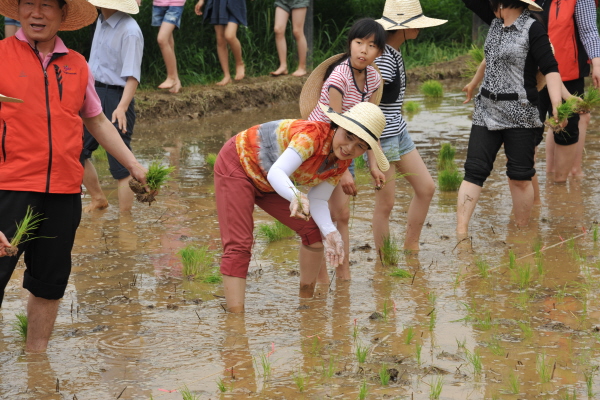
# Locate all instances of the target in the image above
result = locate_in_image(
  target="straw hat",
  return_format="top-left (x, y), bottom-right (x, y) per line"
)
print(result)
top-left (0, 93), bottom-right (23, 103)
top-left (376, 0), bottom-right (447, 30)
top-left (519, 0), bottom-right (543, 11)
top-left (319, 102), bottom-right (390, 172)
top-left (0, 0), bottom-right (98, 31)
top-left (299, 54), bottom-right (383, 120)
top-left (89, 0), bottom-right (139, 14)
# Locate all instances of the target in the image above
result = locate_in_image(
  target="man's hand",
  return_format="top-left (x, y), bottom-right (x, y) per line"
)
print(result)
top-left (290, 192), bottom-right (310, 221)
top-left (111, 106), bottom-right (128, 133)
top-left (323, 231), bottom-right (344, 266)
top-left (0, 232), bottom-right (11, 257)
top-left (340, 169), bottom-right (357, 196)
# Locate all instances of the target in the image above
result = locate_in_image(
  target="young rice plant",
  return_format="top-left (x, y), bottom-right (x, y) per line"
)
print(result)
top-left (6, 205), bottom-right (46, 257)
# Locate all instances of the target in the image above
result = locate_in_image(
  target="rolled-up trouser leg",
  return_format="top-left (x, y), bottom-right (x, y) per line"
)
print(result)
top-left (503, 128), bottom-right (536, 181)
top-left (463, 125), bottom-right (504, 187)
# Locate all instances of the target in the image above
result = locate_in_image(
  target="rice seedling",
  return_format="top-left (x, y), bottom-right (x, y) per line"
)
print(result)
top-left (352, 322), bottom-right (359, 341)
top-left (487, 336), bottom-right (504, 356)
top-left (205, 153), bottom-right (218, 170)
top-left (421, 80), bottom-right (443, 98)
top-left (177, 244), bottom-right (216, 281)
top-left (593, 225), bottom-right (598, 242)
top-left (453, 270), bottom-right (463, 289)
top-left (382, 300), bottom-right (391, 322)
top-left (358, 380), bottom-right (368, 400)
top-left (6, 206), bottom-right (47, 257)
top-left (380, 234), bottom-right (401, 266)
top-left (508, 249), bottom-right (516, 270)
top-left (180, 385), bottom-right (199, 400)
top-left (311, 335), bottom-right (321, 356)
top-left (379, 363), bottom-right (391, 386)
top-left (437, 143), bottom-right (457, 171)
top-left (465, 348), bottom-right (483, 375)
top-left (574, 86), bottom-right (600, 113)
top-left (257, 220), bottom-right (295, 242)
top-left (474, 310), bottom-right (492, 331)
top-left (430, 375), bottom-right (444, 399)
top-left (12, 312), bottom-right (27, 341)
top-left (403, 100), bottom-right (421, 114)
top-left (437, 169), bottom-right (463, 191)
top-left (202, 269), bottom-right (222, 284)
top-left (426, 291), bottom-right (437, 305)
top-left (390, 268), bottom-right (412, 278)
top-left (584, 370), bottom-right (595, 397)
top-left (456, 337), bottom-right (466, 349)
top-left (130, 161), bottom-right (175, 204)
top-left (545, 96), bottom-right (579, 133)
top-left (506, 372), bottom-right (520, 394)
top-left (322, 356), bottom-right (335, 379)
top-left (355, 342), bottom-right (369, 363)
top-left (255, 352), bottom-right (272, 379)
top-left (475, 257), bottom-right (490, 279)
top-left (515, 263), bottom-right (532, 289)
top-left (415, 343), bottom-right (423, 366)
top-left (428, 309), bottom-right (437, 332)
top-left (293, 373), bottom-right (306, 392)
top-left (518, 320), bottom-right (533, 339)
top-left (561, 388), bottom-right (578, 400)
top-left (536, 352), bottom-right (552, 383)
top-left (93, 145), bottom-right (108, 162)
top-left (405, 326), bottom-right (415, 344)
top-left (215, 378), bottom-right (227, 393)
top-left (555, 284), bottom-right (568, 303)
top-left (354, 155), bottom-right (368, 170)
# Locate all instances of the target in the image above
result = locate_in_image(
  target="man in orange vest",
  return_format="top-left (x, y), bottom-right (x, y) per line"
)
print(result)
top-left (0, 0), bottom-right (148, 353)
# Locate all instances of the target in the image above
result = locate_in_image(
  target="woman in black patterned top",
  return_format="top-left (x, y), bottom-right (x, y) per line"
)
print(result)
top-left (456, 0), bottom-right (564, 235)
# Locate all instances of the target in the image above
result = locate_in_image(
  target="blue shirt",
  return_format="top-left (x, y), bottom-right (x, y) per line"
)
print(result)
top-left (89, 11), bottom-right (144, 87)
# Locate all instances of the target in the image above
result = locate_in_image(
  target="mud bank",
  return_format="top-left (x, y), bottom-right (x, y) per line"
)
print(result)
top-left (136, 55), bottom-right (471, 122)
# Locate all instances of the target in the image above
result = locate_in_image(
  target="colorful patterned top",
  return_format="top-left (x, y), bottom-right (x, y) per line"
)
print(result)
top-left (235, 119), bottom-right (351, 193)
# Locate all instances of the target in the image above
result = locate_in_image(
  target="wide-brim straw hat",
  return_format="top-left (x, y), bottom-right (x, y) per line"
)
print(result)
top-left (520, 0), bottom-right (543, 11)
top-left (299, 54), bottom-right (383, 120)
top-left (319, 102), bottom-right (390, 172)
top-left (0, 93), bottom-right (23, 103)
top-left (0, 0), bottom-right (98, 31)
top-left (89, 0), bottom-right (139, 14)
top-left (376, 0), bottom-right (447, 30)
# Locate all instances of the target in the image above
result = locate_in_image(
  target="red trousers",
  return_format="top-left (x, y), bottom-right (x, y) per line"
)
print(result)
top-left (214, 138), bottom-right (322, 278)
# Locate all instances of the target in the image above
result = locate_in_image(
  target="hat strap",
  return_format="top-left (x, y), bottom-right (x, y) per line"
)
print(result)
top-left (328, 107), bottom-right (378, 142)
top-left (382, 14), bottom-right (424, 28)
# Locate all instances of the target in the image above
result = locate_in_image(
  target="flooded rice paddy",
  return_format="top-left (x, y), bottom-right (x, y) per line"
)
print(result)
top-left (2, 81), bottom-right (600, 399)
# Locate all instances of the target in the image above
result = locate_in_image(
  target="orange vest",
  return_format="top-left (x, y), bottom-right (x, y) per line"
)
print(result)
top-left (0, 36), bottom-right (88, 194)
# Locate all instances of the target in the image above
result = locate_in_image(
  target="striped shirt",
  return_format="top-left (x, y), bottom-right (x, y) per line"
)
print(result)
top-left (308, 58), bottom-right (381, 123)
top-left (375, 44), bottom-right (407, 138)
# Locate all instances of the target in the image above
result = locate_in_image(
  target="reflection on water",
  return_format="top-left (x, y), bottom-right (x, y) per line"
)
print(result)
top-left (2, 81), bottom-right (600, 399)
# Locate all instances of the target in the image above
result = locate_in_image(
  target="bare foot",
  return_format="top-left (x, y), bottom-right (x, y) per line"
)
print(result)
top-left (234, 64), bottom-right (245, 81)
top-left (169, 80), bottom-right (182, 94)
top-left (83, 199), bottom-right (109, 213)
top-left (291, 68), bottom-right (307, 77)
top-left (335, 266), bottom-right (351, 280)
top-left (158, 78), bottom-right (177, 89)
top-left (270, 66), bottom-right (288, 76)
top-left (216, 76), bottom-right (231, 86)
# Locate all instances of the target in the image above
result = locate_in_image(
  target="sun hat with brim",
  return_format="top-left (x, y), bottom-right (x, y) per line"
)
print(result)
top-left (375, 0), bottom-right (447, 30)
top-left (319, 102), bottom-right (390, 172)
top-left (299, 54), bottom-right (383, 120)
top-left (519, 0), bottom-right (543, 11)
top-left (0, 93), bottom-right (23, 103)
top-left (88, 0), bottom-right (139, 14)
top-left (0, 0), bottom-right (98, 31)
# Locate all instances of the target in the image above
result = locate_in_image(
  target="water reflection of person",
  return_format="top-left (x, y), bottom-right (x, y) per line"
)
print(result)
top-left (213, 103), bottom-right (389, 313)
top-left (219, 313), bottom-right (257, 393)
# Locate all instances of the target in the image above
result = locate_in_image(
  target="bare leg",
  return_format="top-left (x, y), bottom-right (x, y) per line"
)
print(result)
top-left (330, 184), bottom-right (351, 279)
top-left (117, 176), bottom-right (134, 213)
top-left (223, 275), bottom-right (246, 313)
top-left (372, 164), bottom-right (397, 251)
top-left (271, 7), bottom-right (289, 76)
top-left (508, 179), bottom-right (534, 227)
top-left (398, 150), bottom-right (435, 251)
top-left (82, 159), bottom-right (109, 212)
top-left (456, 180), bottom-right (483, 235)
top-left (570, 112), bottom-right (590, 177)
top-left (156, 22), bottom-right (181, 93)
top-left (545, 129), bottom-right (556, 173)
top-left (553, 143), bottom-right (577, 183)
top-left (26, 294), bottom-right (60, 353)
top-left (531, 146), bottom-right (541, 205)
top-left (290, 8), bottom-right (308, 77)
top-left (214, 25), bottom-right (232, 86)
top-left (299, 243), bottom-right (324, 298)
top-left (224, 22), bottom-right (244, 81)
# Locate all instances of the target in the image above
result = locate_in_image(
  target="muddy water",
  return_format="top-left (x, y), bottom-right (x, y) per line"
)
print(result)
top-left (2, 81), bottom-right (600, 399)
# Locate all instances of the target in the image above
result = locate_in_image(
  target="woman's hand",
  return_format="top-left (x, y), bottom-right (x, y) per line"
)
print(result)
top-left (370, 168), bottom-right (385, 190)
top-left (462, 81), bottom-right (477, 104)
top-left (340, 169), bottom-right (357, 196)
top-left (290, 192), bottom-right (310, 221)
top-left (195, 0), bottom-right (204, 15)
top-left (323, 231), bottom-right (344, 266)
top-left (0, 232), bottom-right (11, 257)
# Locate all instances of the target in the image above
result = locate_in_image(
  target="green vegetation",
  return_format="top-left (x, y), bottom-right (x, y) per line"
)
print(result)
top-left (536, 352), bottom-right (552, 383)
top-left (380, 234), bottom-right (401, 266)
top-left (322, 356), bottom-right (336, 379)
top-left (405, 326), bottom-right (415, 344)
top-left (585, 370), bottom-right (594, 397)
top-left (358, 380), bottom-right (369, 400)
top-left (146, 161), bottom-right (176, 192)
top-left (515, 263), bottom-right (532, 289)
top-left (475, 257), bottom-right (490, 279)
top-left (416, 343), bottom-right (423, 366)
top-left (258, 220), bottom-right (295, 242)
top-left (575, 86), bottom-right (600, 113)
top-left (379, 363), bottom-right (391, 386)
top-left (463, 44), bottom-right (485, 78)
top-left (6, 206), bottom-right (47, 257)
top-left (437, 143), bottom-right (457, 171)
top-left (421, 80), bottom-right (444, 98)
top-left (438, 169), bottom-right (463, 191)
top-left (177, 244), bottom-right (219, 282)
top-left (506, 373), bottom-right (520, 394)
top-left (293, 373), bottom-right (307, 392)
top-left (255, 352), bottom-right (272, 379)
top-left (215, 378), bottom-right (227, 393)
top-left (404, 101), bottom-right (421, 115)
top-left (391, 268), bottom-right (412, 278)
top-left (518, 320), bottom-right (533, 339)
top-left (12, 312), bottom-right (27, 341)
top-left (93, 146), bottom-right (108, 162)
top-left (430, 376), bottom-right (444, 399)
top-left (465, 348), bottom-right (483, 375)
top-left (205, 153), bottom-right (217, 170)
top-left (355, 342), bottom-right (369, 363)
top-left (354, 156), bottom-right (368, 170)
top-left (180, 385), bottom-right (199, 400)
top-left (545, 97), bottom-right (579, 132)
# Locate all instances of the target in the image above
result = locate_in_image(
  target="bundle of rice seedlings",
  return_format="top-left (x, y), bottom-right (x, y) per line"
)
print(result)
top-left (129, 161), bottom-right (175, 205)
top-left (93, 146), bottom-right (108, 162)
top-left (12, 312), bottom-right (28, 341)
top-left (438, 169), bottom-right (463, 191)
top-left (205, 153), bottom-right (218, 170)
top-left (421, 80), bottom-right (443, 98)
top-left (5, 206), bottom-right (46, 256)
top-left (544, 97), bottom-right (579, 133)
top-left (403, 101), bottom-right (421, 115)
top-left (574, 87), bottom-right (600, 114)
top-left (354, 156), bottom-right (368, 170)
top-left (380, 234), bottom-right (400, 266)
top-left (177, 244), bottom-right (216, 280)
top-left (437, 143), bottom-right (456, 171)
top-left (258, 220), bottom-right (295, 242)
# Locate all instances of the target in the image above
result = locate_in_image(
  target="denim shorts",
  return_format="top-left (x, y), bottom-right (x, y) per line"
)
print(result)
top-left (364, 128), bottom-right (416, 166)
top-left (4, 17), bottom-right (21, 27)
top-left (152, 6), bottom-right (184, 28)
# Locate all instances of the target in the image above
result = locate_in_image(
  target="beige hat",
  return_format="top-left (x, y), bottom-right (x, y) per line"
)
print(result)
top-left (519, 0), bottom-right (543, 11)
top-left (0, 0), bottom-right (98, 31)
top-left (319, 102), bottom-right (390, 172)
top-left (376, 0), bottom-right (447, 30)
top-left (89, 0), bottom-right (139, 14)
top-left (299, 54), bottom-right (383, 120)
top-left (0, 93), bottom-right (23, 103)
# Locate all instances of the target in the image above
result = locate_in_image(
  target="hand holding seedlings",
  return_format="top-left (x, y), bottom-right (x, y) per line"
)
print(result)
top-left (545, 97), bottom-right (578, 132)
top-left (370, 168), bottom-right (385, 190)
top-left (323, 230), bottom-right (344, 266)
top-left (0, 231), bottom-right (11, 257)
top-left (289, 191), bottom-right (311, 221)
top-left (573, 87), bottom-right (600, 114)
top-left (129, 161), bottom-right (175, 205)
top-left (340, 171), bottom-right (357, 196)
top-left (4, 206), bottom-right (47, 257)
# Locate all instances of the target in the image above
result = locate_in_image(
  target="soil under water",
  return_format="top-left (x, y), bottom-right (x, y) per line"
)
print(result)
top-left (2, 80), bottom-right (600, 399)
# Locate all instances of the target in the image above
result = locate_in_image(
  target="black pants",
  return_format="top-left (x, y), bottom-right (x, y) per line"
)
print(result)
top-left (464, 125), bottom-right (537, 187)
top-left (538, 78), bottom-right (584, 146)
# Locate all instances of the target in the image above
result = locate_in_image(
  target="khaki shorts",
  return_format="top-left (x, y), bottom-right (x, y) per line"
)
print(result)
top-left (274, 0), bottom-right (309, 13)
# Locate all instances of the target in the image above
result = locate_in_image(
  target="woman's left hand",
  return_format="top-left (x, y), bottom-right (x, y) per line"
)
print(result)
top-left (323, 231), bottom-right (344, 266)
top-left (290, 192), bottom-right (311, 221)
top-left (370, 168), bottom-right (385, 190)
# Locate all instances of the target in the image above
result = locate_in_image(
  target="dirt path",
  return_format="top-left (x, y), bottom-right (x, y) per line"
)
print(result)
top-left (136, 55), bottom-right (471, 122)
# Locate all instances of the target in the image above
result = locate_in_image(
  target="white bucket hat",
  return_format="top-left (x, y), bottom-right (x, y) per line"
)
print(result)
top-left (88, 0), bottom-right (139, 14)
top-left (0, 93), bottom-right (23, 103)
top-left (319, 102), bottom-right (389, 172)
top-left (376, 0), bottom-right (447, 30)
top-left (0, 0), bottom-right (98, 31)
